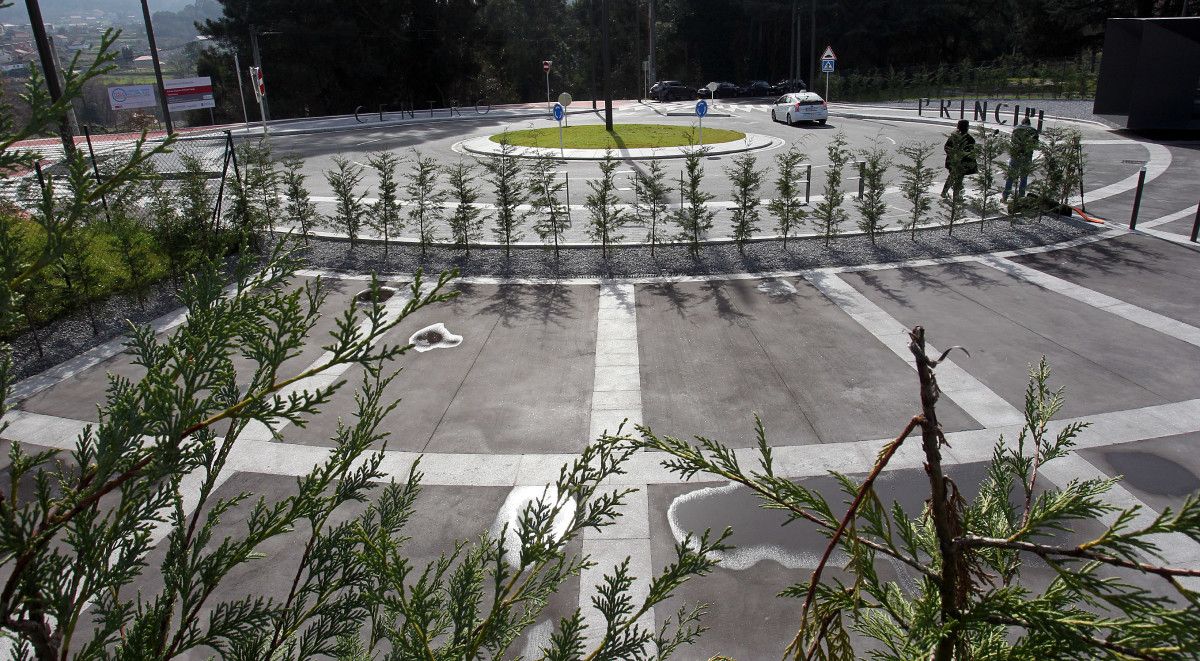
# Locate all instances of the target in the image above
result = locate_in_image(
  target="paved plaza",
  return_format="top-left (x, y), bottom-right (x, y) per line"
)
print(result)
top-left (4, 100), bottom-right (1200, 658)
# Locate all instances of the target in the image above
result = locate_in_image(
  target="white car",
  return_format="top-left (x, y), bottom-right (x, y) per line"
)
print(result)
top-left (771, 92), bottom-right (828, 126)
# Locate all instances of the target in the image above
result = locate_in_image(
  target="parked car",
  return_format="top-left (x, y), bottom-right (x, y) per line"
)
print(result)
top-left (650, 80), bottom-right (696, 102)
top-left (770, 91), bottom-right (828, 126)
top-left (740, 80), bottom-right (773, 97)
top-left (699, 81), bottom-right (740, 98)
top-left (771, 79), bottom-right (807, 94)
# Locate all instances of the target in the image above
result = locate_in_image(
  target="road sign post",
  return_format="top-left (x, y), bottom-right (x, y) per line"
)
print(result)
top-left (821, 45), bottom-right (837, 102)
top-left (558, 92), bottom-right (572, 127)
top-left (249, 65), bottom-right (268, 136)
top-left (695, 99), bottom-right (708, 149)
top-left (553, 102), bottom-right (565, 156)
top-left (543, 60), bottom-right (552, 111)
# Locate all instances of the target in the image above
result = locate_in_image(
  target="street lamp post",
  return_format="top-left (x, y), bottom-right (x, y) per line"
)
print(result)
top-left (601, 0), bottom-right (613, 131)
top-left (139, 0), bottom-right (174, 135)
top-left (24, 0), bottom-right (74, 154)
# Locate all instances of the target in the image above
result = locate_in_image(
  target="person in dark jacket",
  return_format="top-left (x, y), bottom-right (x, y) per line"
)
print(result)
top-left (941, 119), bottom-right (977, 197)
top-left (1003, 117), bottom-right (1039, 201)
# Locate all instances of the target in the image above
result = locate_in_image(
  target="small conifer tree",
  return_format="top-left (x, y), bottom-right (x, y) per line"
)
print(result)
top-left (972, 126), bottom-right (1008, 229)
top-left (854, 138), bottom-right (892, 244)
top-left (483, 135), bottom-right (527, 257)
top-left (671, 148), bottom-right (716, 256)
top-left (812, 130), bottom-right (851, 247)
top-left (447, 160), bottom-right (485, 255)
top-left (366, 150), bottom-right (403, 253)
top-left (725, 152), bottom-right (766, 252)
top-left (281, 156), bottom-right (318, 244)
top-left (767, 144), bottom-right (808, 249)
top-left (405, 150), bottom-right (447, 256)
top-left (634, 159), bottom-right (671, 255)
top-left (897, 140), bottom-right (937, 240)
top-left (325, 155), bottom-right (367, 247)
top-left (527, 157), bottom-right (570, 257)
top-left (585, 149), bottom-right (627, 259)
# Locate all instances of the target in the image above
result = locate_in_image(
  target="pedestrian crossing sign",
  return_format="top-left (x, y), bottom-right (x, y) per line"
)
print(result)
top-left (821, 59), bottom-right (835, 73)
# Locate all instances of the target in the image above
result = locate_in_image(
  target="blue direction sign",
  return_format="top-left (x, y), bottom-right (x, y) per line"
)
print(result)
top-left (552, 102), bottom-right (564, 121)
top-left (821, 59), bottom-right (836, 73)
top-left (695, 99), bottom-right (708, 118)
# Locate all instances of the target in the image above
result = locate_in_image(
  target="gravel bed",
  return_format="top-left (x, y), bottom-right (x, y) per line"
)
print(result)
top-left (290, 214), bottom-right (1098, 280)
top-left (8, 260), bottom-right (247, 383)
top-left (8, 214), bottom-right (1099, 384)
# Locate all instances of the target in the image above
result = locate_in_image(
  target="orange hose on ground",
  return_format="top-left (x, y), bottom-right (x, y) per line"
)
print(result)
top-left (1072, 207), bottom-right (1106, 224)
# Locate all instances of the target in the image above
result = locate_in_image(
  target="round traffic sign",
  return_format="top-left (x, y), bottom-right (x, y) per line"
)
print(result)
top-left (695, 99), bottom-right (708, 118)
top-left (706, 82), bottom-right (719, 93)
top-left (558, 92), bottom-right (572, 107)
top-left (553, 103), bottom-right (564, 122)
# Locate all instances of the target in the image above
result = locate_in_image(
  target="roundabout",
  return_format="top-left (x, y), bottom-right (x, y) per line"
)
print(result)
top-left (490, 123), bottom-right (746, 149)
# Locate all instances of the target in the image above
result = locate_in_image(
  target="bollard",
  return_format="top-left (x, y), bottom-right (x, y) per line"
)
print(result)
top-left (1191, 201), bottom-right (1199, 243)
top-left (805, 163), bottom-right (812, 204)
top-left (1076, 143), bottom-right (1086, 213)
top-left (858, 161), bottom-right (866, 199)
top-left (564, 172), bottom-right (572, 224)
top-left (1129, 166), bottom-right (1147, 230)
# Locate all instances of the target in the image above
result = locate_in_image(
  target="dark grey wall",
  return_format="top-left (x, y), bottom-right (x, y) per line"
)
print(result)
top-left (1094, 18), bottom-right (1200, 131)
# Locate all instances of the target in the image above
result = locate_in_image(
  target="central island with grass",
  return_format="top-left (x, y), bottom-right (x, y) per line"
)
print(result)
top-left (492, 123), bottom-right (746, 149)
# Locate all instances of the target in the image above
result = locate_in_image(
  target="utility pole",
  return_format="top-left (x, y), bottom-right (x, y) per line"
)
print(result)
top-left (648, 0), bottom-right (656, 87)
top-left (25, 0), bottom-right (74, 154)
top-left (250, 26), bottom-right (270, 122)
top-left (601, 0), bottom-right (613, 130)
top-left (140, 0), bottom-right (173, 135)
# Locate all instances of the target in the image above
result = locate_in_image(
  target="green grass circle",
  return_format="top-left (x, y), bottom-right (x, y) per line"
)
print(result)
top-left (491, 123), bottom-right (746, 150)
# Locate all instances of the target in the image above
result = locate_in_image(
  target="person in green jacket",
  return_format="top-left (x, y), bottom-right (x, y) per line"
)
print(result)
top-left (1003, 117), bottom-right (1039, 201)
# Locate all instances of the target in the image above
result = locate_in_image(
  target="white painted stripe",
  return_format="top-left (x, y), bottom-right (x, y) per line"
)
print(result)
top-left (1039, 452), bottom-right (1200, 590)
top-left (803, 271), bottom-right (1025, 427)
top-left (1139, 227), bottom-right (1200, 247)
top-left (979, 255), bottom-right (1200, 348)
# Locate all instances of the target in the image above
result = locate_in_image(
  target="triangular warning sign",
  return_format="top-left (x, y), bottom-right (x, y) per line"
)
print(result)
top-left (821, 45), bottom-right (837, 60)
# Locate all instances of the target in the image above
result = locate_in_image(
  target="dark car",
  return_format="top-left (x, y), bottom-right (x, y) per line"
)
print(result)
top-left (699, 81), bottom-right (740, 99)
top-left (740, 80), bottom-right (773, 97)
top-left (771, 79), bottom-right (807, 94)
top-left (650, 80), bottom-right (696, 102)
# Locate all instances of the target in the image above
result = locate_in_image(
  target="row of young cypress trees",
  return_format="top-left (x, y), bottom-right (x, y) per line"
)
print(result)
top-left (279, 126), bottom-right (1085, 258)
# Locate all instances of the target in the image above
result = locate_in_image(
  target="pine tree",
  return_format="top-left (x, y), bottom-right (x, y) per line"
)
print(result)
top-left (527, 157), bottom-right (570, 257)
top-left (725, 152), bottom-right (765, 252)
top-left (972, 126), bottom-right (1008, 229)
top-left (483, 136), bottom-right (527, 257)
top-left (671, 149), bottom-right (716, 256)
top-left (366, 150), bottom-right (403, 254)
top-left (585, 149), bottom-right (626, 259)
top-left (405, 150), bottom-right (447, 256)
top-left (634, 159), bottom-right (671, 256)
top-left (635, 331), bottom-right (1200, 661)
top-left (447, 160), bottom-right (485, 255)
top-left (767, 145), bottom-right (808, 249)
top-left (897, 140), bottom-right (937, 240)
top-left (854, 138), bottom-right (892, 244)
top-left (812, 131), bottom-right (851, 247)
top-left (281, 156), bottom-right (318, 244)
top-left (325, 155), bottom-right (367, 247)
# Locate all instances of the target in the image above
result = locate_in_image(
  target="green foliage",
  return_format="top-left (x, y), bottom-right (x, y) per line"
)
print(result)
top-left (854, 139), bottom-right (892, 244)
top-left (446, 160), bottom-right (484, 255)
top-left (228, 140), bottom-right (279, 247)
top-left (635, 343), bottom-right (1200, 660)
top-left (1032, 127), bottom-right (1085, 209)
top-left (671, 149), bottom-right (715, 256)
top-left (483, 136), bottom-right (527, 257)
top-left (325, 155), bottom-right (367, 247)
top-left (527, 157), bottom-right (570, 257)
top-left (767, 144), bottom-right (809, 249)
top-left (897, 141), bottom-right (937, 240)
top-left (405, 150), bottom-right (447, 256)
top-left (812, 131), bottom-right (851, 247)
top-left (282, 156), bottom-right (318, 244)
top-left (585, 149), bottom-right (626, 259)
top-left (634, 160), bottom-right (670, 256)
top-left (725, 152), bottom-right (765, 252)
top-left (972, 126), bottom-right (1009, 226)
top-left (366, 151), bottom-right (403, 253)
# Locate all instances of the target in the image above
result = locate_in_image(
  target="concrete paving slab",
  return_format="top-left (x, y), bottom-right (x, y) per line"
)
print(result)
top-left (1079, 432), bottom-right (1200, 517)
top-left (635, 278), bottom-right (977, 448)
top-left (278, 283), bottom-right (598, 454)
top-left (15, 276), bottom-right (360, 424)
top-left (1009, 233), bottom-right (1200, 329)
top-left (840, 262), bottom-right (1200, 418)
